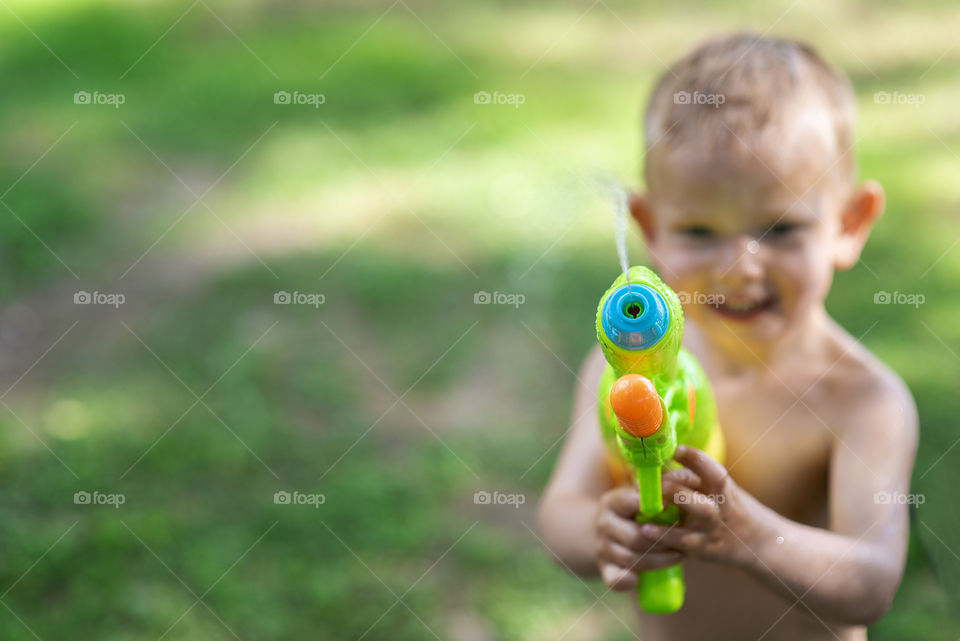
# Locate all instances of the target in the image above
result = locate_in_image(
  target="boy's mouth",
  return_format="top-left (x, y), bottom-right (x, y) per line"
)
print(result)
top-left (713, 295), bottom-right (777, 320)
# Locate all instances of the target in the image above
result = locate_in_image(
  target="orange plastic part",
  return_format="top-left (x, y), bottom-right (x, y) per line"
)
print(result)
top-left (609, 374), bottom-right (663, 437)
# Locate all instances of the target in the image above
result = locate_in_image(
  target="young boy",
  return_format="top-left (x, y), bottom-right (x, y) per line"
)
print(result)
top-left (536, 33), bottom-right (918, 641)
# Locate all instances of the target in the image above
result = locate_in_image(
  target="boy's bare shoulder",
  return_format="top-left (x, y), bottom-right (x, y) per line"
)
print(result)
top-left (818, 321), bottom-right (918, 441)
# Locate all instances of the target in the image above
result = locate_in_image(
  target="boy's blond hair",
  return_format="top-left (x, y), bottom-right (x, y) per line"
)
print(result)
top-left (644, 33), bottom-right (857, 186)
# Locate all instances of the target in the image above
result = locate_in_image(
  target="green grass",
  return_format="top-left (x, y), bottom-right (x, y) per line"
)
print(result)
top-left (0, 0), bottom-right (958, 639)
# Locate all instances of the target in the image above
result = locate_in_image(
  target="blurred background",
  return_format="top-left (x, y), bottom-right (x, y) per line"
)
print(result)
top-left (0, 0), bottom-right (957, 639)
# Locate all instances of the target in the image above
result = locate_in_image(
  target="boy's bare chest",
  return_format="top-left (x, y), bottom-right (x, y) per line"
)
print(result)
top-left (712, 379), bottom-right (834, 524)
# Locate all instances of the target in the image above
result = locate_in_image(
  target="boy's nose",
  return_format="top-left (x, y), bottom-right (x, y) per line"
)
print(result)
top-left (713, 235), bottom-right (764, 285)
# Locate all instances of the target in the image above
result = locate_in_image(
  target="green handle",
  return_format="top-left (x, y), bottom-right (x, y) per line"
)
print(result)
top-left (636, 469), bottom-right (683, 612)
top-left (637, 465), bottom-right (663, 517)
top-left (638, 564), bottom-right (684, 614)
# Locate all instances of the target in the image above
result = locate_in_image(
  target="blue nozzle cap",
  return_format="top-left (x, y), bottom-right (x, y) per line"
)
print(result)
top-left (601, 284), bottom-right (670, 350)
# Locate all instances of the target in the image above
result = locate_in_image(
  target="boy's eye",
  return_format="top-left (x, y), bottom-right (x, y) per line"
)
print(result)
top-left (679, 225), bottom-right (715, 239)
top-left (766, 222), bottom-right (799, 237)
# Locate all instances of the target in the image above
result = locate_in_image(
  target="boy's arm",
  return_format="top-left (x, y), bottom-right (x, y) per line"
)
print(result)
top-left (647, 380), bottom-right (918, 626)
top-left (748, 381), bottom-right (919, 625)
top-left (536, 345), bottom-right (612, 576)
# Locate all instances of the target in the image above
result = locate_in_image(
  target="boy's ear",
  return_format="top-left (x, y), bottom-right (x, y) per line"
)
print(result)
top-left (834, 180), bottom-right (884, 271)
top-left (628, 191), bottom-right (656, 243)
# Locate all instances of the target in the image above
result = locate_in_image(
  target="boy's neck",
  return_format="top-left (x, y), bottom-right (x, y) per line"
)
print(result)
top-left (683, 305), bottom-right (834, 377)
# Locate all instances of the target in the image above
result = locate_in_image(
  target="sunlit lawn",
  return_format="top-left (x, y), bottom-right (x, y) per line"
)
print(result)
top-left (0, 1), bottom-right (957, 639)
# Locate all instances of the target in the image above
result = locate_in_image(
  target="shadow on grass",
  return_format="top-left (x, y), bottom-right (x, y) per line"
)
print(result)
top-left (0, 1), bottom-right (483, 295)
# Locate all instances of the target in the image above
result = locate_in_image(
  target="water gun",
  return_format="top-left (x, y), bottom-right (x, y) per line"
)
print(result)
top-left (596, 265), bottom-right (725, 614)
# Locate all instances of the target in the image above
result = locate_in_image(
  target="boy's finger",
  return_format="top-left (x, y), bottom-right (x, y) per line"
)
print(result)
top-left (668, 487), bottom-right (720, 524)
top-left (601, 486), bottom-right (641, 517)
top-left (602, 539), bottom-right (645, 570)
top-left (662, 467), bottom-right (703, 490)
top-left (599, 511), bottom-right (652, 551)
top-left (674, 445), bottom-right (729, 495)
top-left (661, 480), bottom-right (690, 505)
top-left (603, 538), bottom-right (686, 570)
top-left (635, 550), bottom-right (688, 570)
top-left (642, 523), bottom-right (705, 552)
top-left (601, 562), bottom-right (637, 591)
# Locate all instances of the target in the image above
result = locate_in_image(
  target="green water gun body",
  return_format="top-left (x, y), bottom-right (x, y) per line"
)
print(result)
top-left (595, 266), bottom-right (725, 614)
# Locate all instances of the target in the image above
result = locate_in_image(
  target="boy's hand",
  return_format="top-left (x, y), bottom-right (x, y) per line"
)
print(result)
top-left (643, 445), bottom-right (763, 567)
top-left (594, 485), bottom-right (688, 591)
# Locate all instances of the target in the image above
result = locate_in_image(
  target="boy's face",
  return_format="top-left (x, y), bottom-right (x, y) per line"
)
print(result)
top-left (639, 131), bottom-right (850, 353)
